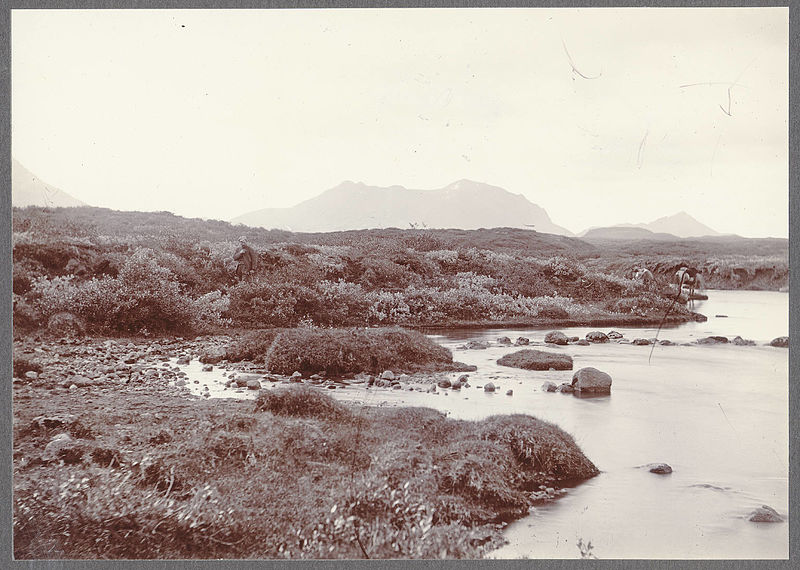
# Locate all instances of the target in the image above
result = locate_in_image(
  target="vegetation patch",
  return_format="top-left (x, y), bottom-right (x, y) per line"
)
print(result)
top-left (227, 327), bottom-right (457, 376)
top-left (497, 349), bottom-right (574, 371)
top-left (13, 386), bottom-right (598, 559)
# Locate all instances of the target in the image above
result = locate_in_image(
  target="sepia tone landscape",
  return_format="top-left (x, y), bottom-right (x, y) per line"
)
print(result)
top-left (10, 7), bottom-right (789, 561)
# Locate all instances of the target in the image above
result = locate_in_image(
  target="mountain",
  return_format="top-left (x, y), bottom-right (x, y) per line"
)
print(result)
top-left (580, 211), bottom-right (720, 239)
top-left (232, 179), bottom-right (573, 235)
top-left (581, 227), bottom-right (679, 241)
top-left (641, 211), bottom-right (720, 238)
top-left (12, 158), bottom-right (86, 208)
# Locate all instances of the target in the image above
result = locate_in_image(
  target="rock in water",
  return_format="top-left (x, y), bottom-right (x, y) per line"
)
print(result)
top-left (176, 356), bottom-right (191, 365)
top-left (484, 382), bottom-right (496, 393)
top-left (506, 389), bottom-right (513, 396)
top-left (769, 336), bottom-right (789, 348)
top-left (732, 336), bottom-right (756, 346)
top-left (514, 337), bottom-right (530, 346)
top-left (496, 336), bottom-right (512, 345)
top-left (647, 463), bottom-right (673, 475)
top-left (381, 370), bottom-right (396, 381)
top-left (247, 379), bottom-right (261, 390)
top-left (585, 331), bottom-right (609, 343)
top-left (607, 330), bottom-right (623, 339)
top-left (463, 340), bottom-right (490, 350)
top-left (571, 367), bottom-right (612, 394)
top-left (544, 331), bottom-right (569, 345)
top-left (632, 338), bottom-right (651, 346)
top-left (202, 364), bottom-right (213, 372)
top-left (542, 381), bottom-right (558, 392)
top-left (575, 339), bottom-right (590, 346)
top-left (697, 336), bottom-right (729, 344)
top-left (556, 383), bottom-right (574, 393)
top-left (748, 505), bottom-right (783, 523)
top-left (437, 378), bottom-right (452, 389)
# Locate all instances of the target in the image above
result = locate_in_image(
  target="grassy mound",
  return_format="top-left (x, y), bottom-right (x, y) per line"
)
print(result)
top-left (14, 386), bottom-right (598, 559)
top-left (228, 327), bottom-right (456, 376)
top-left (497, 349), bottom-right (574, 371)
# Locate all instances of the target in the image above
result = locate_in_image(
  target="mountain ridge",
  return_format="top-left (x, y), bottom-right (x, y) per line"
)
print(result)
top-left (12, 158), bottom-right (86, 208)
top-left (232, 179), bottom-right (574, 236)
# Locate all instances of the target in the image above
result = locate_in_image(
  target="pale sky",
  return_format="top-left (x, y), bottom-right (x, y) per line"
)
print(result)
top-left (11, 8), bottom-right (789, 237)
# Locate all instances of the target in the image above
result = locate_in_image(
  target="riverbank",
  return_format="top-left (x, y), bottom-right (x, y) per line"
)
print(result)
top-left (13, 349), bottom-right (598, 559)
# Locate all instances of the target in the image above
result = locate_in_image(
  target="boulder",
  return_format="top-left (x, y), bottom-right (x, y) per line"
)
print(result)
top-left (607, 331), bottom-right (623, 339)
top-left (748, 505), bottom-right (783, 523)
top-left (632, 338), bottom-right (651, 346)
top-left (571, 367), bottom-right (612, 394)
top-left (697, 336), bottom-right (728, 344)
top-left (514, 337), bottom-right (530, 346)
top-left (484, 382), bottom-right (496, 393)
top-left (496, 336), bottom-right (512, 345)
top-left (556, 383), bottom-right (574, 393)
top-left (202, 364), bottom-right (213, 372)
top-left (42, 433), bottom-right (83, 463)
top-left (457, 374), bottom-right (470, 384)
top-left (463, 340), bottom-right (490, 350)
top-left (658, 340), bottom-right (674, 346)
top-left (732, 336), bottom-right (755, 346)
top-left (542, 381), bottom-right (558, 392)
top-left (63, 375), bottom-right (93, 388)
top-left (290, 371), bottom-right (303, 382)
top-left (199, 347), bottom-right (227, 364)
top-left (437, 378), bottom-right (452, 389)
top-left (586, 331), bottom-right (609, 343)
top-left (176, 356), bottom-right (191, 365)
top-left (246, 379), bottom-right (261, 390)
top-left (769, 336), bottom-right (789, 348)
top-left (506, 389), bottom-right (513, 396)
top-left (647, 463), bottom-right (673, 475)
top-left (24, 371), bottom-right (39, 380)
top-left (497, 349), bottom-right (573, 371)
top-left (30, 414), bottom-right (78, 431)
top-left (544, 331), bottom-right (569, 345)
top-left (575, 339), bottom-right (590, 346)
top-left (451, 382), bottom-right (461, 391)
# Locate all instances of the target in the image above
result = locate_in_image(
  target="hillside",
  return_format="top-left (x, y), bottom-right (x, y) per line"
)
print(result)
top-left (12, 158), bottom-right (86, 208)
top-left (12, 206), bottom-right (595, 256)
top-left (233, 179), bottom-right (573, 236)
top-left (580, 211), bottom-right (721, 239)
top-left (581, 227), bottom-right (679, 241)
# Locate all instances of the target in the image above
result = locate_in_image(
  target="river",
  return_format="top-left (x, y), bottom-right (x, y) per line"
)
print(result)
top-left (179, 290), bottom-right (790, 559)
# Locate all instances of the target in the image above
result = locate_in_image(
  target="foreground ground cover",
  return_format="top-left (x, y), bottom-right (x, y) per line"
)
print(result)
top-left (13, 379), bottom-right (598, 559)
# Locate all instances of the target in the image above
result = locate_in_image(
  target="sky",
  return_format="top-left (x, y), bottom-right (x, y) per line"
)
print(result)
top-left (11, 8), bottom-right (789, 237)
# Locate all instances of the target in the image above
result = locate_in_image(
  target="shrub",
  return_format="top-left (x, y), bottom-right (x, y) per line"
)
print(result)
top-left (254, 385), bottom-right (353, 423)
top-left (497, 349), bottom-right (574, 371)
top-left (247, 327), bottom-right (454, 376)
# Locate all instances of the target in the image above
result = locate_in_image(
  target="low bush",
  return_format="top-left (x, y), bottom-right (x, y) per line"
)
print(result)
top-left (262, 327), bottom-right (454, 376)
top-left (497, 349), bottom-right (574, 371)
top-left (254, 385), bottom-right (353, 423)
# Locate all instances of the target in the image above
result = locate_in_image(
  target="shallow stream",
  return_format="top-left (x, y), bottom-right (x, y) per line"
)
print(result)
top-left (177, 290), bottom-right (789, 559)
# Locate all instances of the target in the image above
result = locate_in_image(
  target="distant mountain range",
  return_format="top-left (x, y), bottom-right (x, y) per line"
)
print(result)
top-left (232, 179), bottom-right (574, 235)
top-left (579, 212), bottom-right (722, 240)
top-left (12, 159), bottom-right (86, 208)
top-left (11, 160), bottom-right (725, 240)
